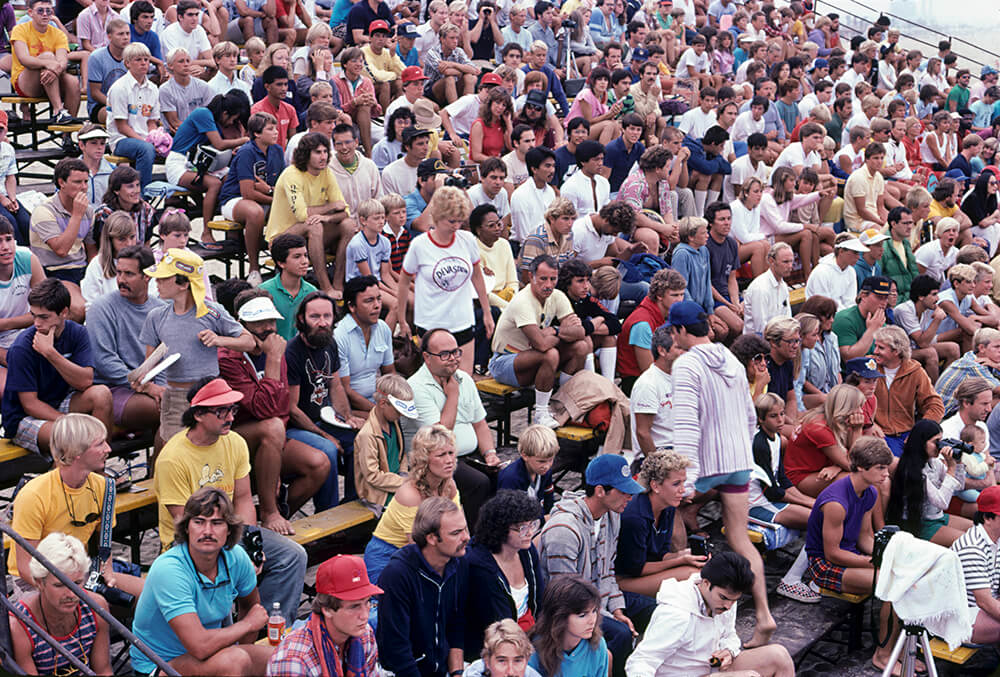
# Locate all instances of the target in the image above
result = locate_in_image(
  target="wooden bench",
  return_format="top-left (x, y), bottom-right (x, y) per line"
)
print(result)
top-left (47, 123), bottom-right (82, 134)
top-left (475, 378), bottom-right (522, 447)
top-left (927, 638), bottom-right (979, 666)
top-left (0, 440), bottom-right (28, 464)
top-left (105, 155), bottom-right (131, 165)
top-left (789, 285), bottom-right (806, 308)
top-left (2, 96), bottom-right (52, 151)
top-left (720, 525), bottom-right (764, 545)
top-left (819, 589), bottom-right (871, 652)
top-left (552, 426), bottom-right (602, 488)
top-left (289, 500), bottom-right (375, 547)
top-left (555, 425), bottom-right (596, 442)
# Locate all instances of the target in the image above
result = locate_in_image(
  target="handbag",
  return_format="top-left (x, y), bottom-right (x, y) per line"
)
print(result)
top-left (188, 144), bottom-right (233, 177)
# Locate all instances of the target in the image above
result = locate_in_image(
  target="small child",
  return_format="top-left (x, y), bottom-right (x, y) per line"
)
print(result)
top-left (154, 209), bottom-right (215, 300)
top-left (239, 37), bottom-right (266, 86)
top-left (379, 193), bottom-right (411, 274)
top-left (954, 423), bottom-right (996, 505)
top-left (346, 198), bottom-right (398, 328)
top-left (497, 424), bottom-right (557, 514)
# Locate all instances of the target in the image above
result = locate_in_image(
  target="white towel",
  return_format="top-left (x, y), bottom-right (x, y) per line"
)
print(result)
top-left (874, 531), bottom-right (972, 649)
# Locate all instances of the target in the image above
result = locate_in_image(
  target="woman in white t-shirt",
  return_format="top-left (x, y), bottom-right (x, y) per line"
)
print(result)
top-left (914, 217), bottom-right (959, 283)
top-left (397, 186), bottom-right (494, 374)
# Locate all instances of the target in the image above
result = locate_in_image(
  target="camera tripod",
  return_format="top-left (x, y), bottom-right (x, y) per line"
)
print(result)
top-left (880, 624), bottom-right (938, 677)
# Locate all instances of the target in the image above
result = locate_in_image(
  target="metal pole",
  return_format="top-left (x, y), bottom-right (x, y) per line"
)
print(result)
top-left (0, 522), bottom-right (181, 677)
top-left (0, 597), bottom-right (96, 676)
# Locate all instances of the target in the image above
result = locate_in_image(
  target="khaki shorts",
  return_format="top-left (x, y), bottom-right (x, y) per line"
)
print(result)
top-left (159, 387), bottom-right (190, 443)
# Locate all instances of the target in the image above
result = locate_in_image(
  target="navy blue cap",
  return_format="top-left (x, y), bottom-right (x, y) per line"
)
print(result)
top-left (809, 58), bottom-right (829, 72)
top-left (944, 168), bottom-right (970, 182)
top-left (631, 46), bottom-right (650, 61)
top-left (860, 275), bottom-right (891, 294)
top-left (845, 356), bottom-right (884, 379)
top-left (664, 300), bottom-right (707, 328)
top-left (397, 21), bottom-right (419, 38)
top-left (585, 455), bottom-right (643, 494)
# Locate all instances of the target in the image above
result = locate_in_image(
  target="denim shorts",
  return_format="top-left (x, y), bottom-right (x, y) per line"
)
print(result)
top-left (488, 352), bottom-right (520, 387)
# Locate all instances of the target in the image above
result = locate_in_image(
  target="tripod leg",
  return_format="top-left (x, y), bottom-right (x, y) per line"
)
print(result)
top-left (882, 631), bottom-right (909, 677)
top-left (919, 632), bottom-right (940, 677)
top-left (901, 635), bottom-right (918, 677)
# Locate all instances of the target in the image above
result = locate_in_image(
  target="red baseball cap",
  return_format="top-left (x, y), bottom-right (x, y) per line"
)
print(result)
top-left (480, 72), bottom-right (503, 87)
top-left (190, 379), bottom-right (244, 407)
top-left (979, 486), bottom-right (1000, 514)
top-left (401, 65), bottom-right (428, 82)
top-left (369, 19), bottom-right (390, 34)
top-left (316, 555), bottom-right (383, 600)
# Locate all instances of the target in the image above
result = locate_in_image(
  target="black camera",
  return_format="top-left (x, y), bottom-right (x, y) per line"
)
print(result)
top-left (241, 525), bottom-right (265, 568)
top-left (562, 17), bottom-right (577, 28)
top-left (84, 566), bottom-right (135, 607)
top-left (443, 172), bottom-right (470, 189)
top-left (938, 438), bottom-right (973, 463)
top-left (871, 524), bottom-right (899, 569)
top-left (688, 534), bottom-right (711, 558)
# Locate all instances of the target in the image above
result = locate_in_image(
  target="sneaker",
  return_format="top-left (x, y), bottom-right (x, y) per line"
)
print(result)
top-left (247, 270), bottom-right (263, 287)
top-left (53, 109), bottom-right (74, 125)
top-left (776, 580), bottom-right (821, 603)
top-left (534, 407), bottom-right (560, 429)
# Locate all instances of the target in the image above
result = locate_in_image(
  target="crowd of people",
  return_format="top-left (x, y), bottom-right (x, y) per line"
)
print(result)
top-left (6, 0), bottom-right (1000, 673)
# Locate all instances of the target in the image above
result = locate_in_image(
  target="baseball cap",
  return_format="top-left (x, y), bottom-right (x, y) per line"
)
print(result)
top-left (860, 275), bottom-right (891, 295)
top-left (316, 555), bottom-right (384, 600)
top-left (190, 378), bottom-right (244, 407)
top-left (397, 22), bottom-right (419, 39)
top-left (844, 357), bottom-right (884, 379)
top-left (401, 65), bottom-right (428, 83)
top-left (979, 485), bottom-right (1000, 514)
top-left (835, 237), bottom-right (869, 253)
top-left (369, 19), bottom-right (390, 34)
top-left (402, 126), bottom-right (432, 145)
top-left (631, 46), bottom-right (650, 62)
top-left (418, 158), bottom-right (448, 178)
top-left (525, 89), bottom-right (547, 109)
top-left (585, 454), bottom-right (643, 494)
top-left (859, 227), bottom-right (890, 246)
top-left (809, 58), bottom-right (829, 72)
top-left (237, 296), bottom-right (284, 322)
top-left (144, 248), bottom-right (211, 317)
top-left (664, 300), bottom-right (706, 328)
top-left (480, 72), bottom-right (503, 87)
top-left (983, 65), bottom-right (999, 78)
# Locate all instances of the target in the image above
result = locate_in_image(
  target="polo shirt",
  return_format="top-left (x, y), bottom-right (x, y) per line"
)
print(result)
top-left (333, 314), bottom-right (393, 402)
top-left (742, 269), bottom-right (790, 336)
top-left (603, 136), bottom-right (645, 193)
top-left (129, 25), bottom-right (163, 62)
top-left (561, 170), bottom-right (610, 218)
top-left (29, 193), bottom-right (96, 272)
top-left (616, 490), bottom-right (675, 578)
top-left (571, 214), bottom-right (614, 263)
top-left (832, 305), bottom-right (875, 353)
top-left (250, 97), bottom-right (299, 149)
top-left (259, 275), bottom-right (316, 340)
top-left (219, 138), bottom-right (285, 206)
top-left (106, 71), bottom-right (160, 149)
top-left (767, 355), bottom-right (795, 401)
top-left (403, 189), bottom-right (427, 230)
top-left (130, 544), bottom-right (257, 673)
top-left (843, 165), bottom-right (885, 232)
top-left (408, 364), bottom-right (487, 456)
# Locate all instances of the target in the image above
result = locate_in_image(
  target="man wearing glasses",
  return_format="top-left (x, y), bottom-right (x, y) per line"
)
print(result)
top-left (153, 377), bottom-right (308, 627)
top-left (409, 327), bottom-right (498, 528)
top-left (10, 0), bottom-right (80, 125)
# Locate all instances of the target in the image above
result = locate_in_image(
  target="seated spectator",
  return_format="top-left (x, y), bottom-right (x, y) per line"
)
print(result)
top-left (743, 242), bottom-right (794, 336)
top-left (464, 619), bottom-right (542, 677)
top-left (682, 126), bottom-right (734, 221)
top-left (881, 206), bottom-right (920, 302)
top-left (0, 220), bottom-right (43, 394)
top-left (704, 201), bottom-right (745, 337)
top-left (528, 576), bottom-right (609, 677)
top-left (93, 165), bottom-right (155, 247)
top-left (630, 61), bottom-right (666, 145)
top-left (518, 198), bottom-right (577, 278)
top-left (673, 216), bottom-right (732, 341)
top-left (207, 41), bottom-right (251, 97)
top-left (914, 217), bottom-right (959, 283)
top-left (334, 48), bottom-right (384, 156)
top-left (566, 67), bottom-right (623, 145)
top-left (561, 141), bottom-right (611, 219)
top-left (469, 158), bottom-right (512, 229)
top-left (602, 112), bottom-right (645, 194)
top-left (490, 254), bottom-right (588, 428)
top-left (938, 328), bottom-right (1000, 418)
top-left (158, 47), bottom-right (215, 134)
top-left (380, 194), bottom-right (411, 275)
top-left (760, 167), bottom-right (831, 279)
top-left (557, 258), bottom-right (622, 379)
top-left (464, 81), bottom-right (514, 165)
top-left (941, 378), bottom-right (994, 445)
top-left (617, 449), bottom-right (707, 600)
top-left (159, 0), bottom-right (215, 70)
top-left (799, 296), bottom-right (843, 398)
top-left (731, 334), bottom-right (773, 401)
top-left (267, 555), bottom-right (381, 677)
top-left (872, 325), bottom-right (945, 456)
top-left (345, 200), bottom-right (400, 329)
top-left (539, 454), bottom-right (651, 677)
top-left (510, 146), bottom-right (559, 248)
top-left (354, 373), bottom-right (417, 514)
top-left (805, 236), bottom-right (867, 311)
top-left (106, 43), bottom-right (159, 188)
top-left (842, 142), bottom-right (890, 234)
top-left (626, 551), bottom-right (794, 677)
top-left (332, 276), bottom-right (396, 414)
top-left (2, 279), bottom-right (112, 455)
top-left (472, 202), bottom-right (517, 310)
top-left (10, 0), bottom-right (80, 125)
top-left (372, 107), bottom-right (415, 170)
top-left (9, 533), bottom-right (111, 675)
top-left (363, 20), bottom-right (405, 111)
top-left (498, 424), bottom-right (556, 514)
top-left (802, 436), bottom-right (901, 672)
top-left (764, 316), bottom-right (803, 426)
top-left (887, 419), bottom-right (973, 546)
top-left (377, 496), bottom-right (470, 676)
top-left (259, 234), bottom-right (316, 341)
top-left (617, 146), bottom-right (679, 251)
top-left (80, 211), bottom-right (137, 310)
top-left (729, 177), bottom-right (772, 277)
top-left (30, 159), bottom-right (95, 292)
top-left (939, 263), bottom-right (988, 353)
top-left (951, 485), bottom-right (1000, 644)
top-left (465, 490), bottom-right (545, 660)
top-left (617, 269), bottom-right (686, 394)
top-left (833, 275), bottom-right (891, 361)
top-left (131, 487), bottom-right (275, 675)
top-left (404, 157), bottom-right (443, 233)
top-left (894, 274), bottom-right (959, 383)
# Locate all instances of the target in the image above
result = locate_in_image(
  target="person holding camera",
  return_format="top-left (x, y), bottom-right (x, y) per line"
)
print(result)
top-left (886, 419), bottom-right (973, 547)
top-left (131, 487), bottom-right (275, 676)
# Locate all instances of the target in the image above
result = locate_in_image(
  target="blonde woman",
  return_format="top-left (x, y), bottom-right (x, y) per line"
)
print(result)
top-left (363, 423), bottom-right (461, 584)
top-left (794, 312), bottom-right (828, 410)
top-left (251, 43), bottom-right (293, 103)
top-left (784, 383), bottom-right (867, 497)
top-left (80, 211), bottom-right (138, 310)
top-left (616, 450), bottom-right (707, 597)
top-left (397, 187), bottom-right (494, 375)
top-left (291, 22), bottom-right (332, 78)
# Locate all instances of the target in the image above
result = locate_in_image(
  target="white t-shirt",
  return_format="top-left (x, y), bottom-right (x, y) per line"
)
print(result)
top-left (914, 240), bottom-right (957, 283)
top-left (560, 171), bottom-right (610, 219)
top-left (510, 181), bottom-right (555, 243)
top-left (106, 72), bottom-right (160, 148)
top-left (894, 299), bottom-right (937, 346)
top-left (443, 94), bottom-right (482, 138)
top-left (629, 364), bottom-right (674, 453)
top-left (414, 22), bottom-right (441, 62)
top-left (834, 145), bottom-right (862, 174)
top-left (676, 47), bottom-right (710, 77)
top-left (798, 92), bottom-right (823, 119)
top-left (385, 95), bottom-right (417, 121)
top-left (159, 22), bottom-right (211, 61)
top-left (502, 151), bottom-right (528, 187)
top-left (940, 415), bottom-right (990, 449)
top-left (468, 183), bottom-right (511, 219)
top-left (678, 107), bottom-right (717, 140)
top-left (731, 110), bottom-right (765, 143)
top-left (804, 255), bottom-right (857, 310)
top-left (571, 214), bottom-right (615, 263)
top-left (773, 142), bottom-right (820, 172)
top-left (381, 158), bottom-right (419, 197)
top-left (723, 154), bottom-right (770, 204)
top-left (402, 229), bottom-right (481, 332)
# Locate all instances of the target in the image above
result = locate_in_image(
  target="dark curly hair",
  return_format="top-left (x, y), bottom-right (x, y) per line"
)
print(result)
top-left (474, 490), bottom-right (542, 553)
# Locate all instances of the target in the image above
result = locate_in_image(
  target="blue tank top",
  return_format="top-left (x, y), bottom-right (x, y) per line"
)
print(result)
top-left (14, 598), bottom-right (98, 675)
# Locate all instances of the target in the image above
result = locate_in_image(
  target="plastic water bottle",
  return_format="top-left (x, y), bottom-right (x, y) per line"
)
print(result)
top-left (268, 602), bottom-right (285, 645)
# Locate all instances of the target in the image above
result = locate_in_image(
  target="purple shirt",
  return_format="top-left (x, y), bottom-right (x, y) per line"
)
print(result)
top-left (805, 475), bottom-right (877, 560)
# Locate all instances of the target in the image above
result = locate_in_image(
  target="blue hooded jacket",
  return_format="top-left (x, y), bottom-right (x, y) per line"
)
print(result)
top-left (671, 242), bottom-right (714, 313)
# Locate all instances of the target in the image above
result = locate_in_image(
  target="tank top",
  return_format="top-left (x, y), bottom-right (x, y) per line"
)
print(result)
top-left (473, 118), bottom-right (506, 158)
top-left (0, 248), bottom-right (32, 348)
top-left (14, 599), bottom-right (98, 675)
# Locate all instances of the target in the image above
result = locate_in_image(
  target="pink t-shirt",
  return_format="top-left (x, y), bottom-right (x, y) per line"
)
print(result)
top-left (567, 88), bottom-right (609, 123)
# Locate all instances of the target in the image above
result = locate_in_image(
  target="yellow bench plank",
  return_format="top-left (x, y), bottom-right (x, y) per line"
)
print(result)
top-left (1, 96), bottom-right (45, 104)
top-left (207, 220), bottom-right (242, 232)
top-left (0, 441), bottom-right (28, 464)
top-left (105, 155), bottom-right (131, 165)
top-left (555, 425), bottom-right (596, 442)
top-left (928, 638), bottom-right (978, 664)
top-left (115, 479), bottom-right (156, 514)
top-left (720, 526), bottom-right (765, 544)
top-left (789, 286), bottom-right (806, 307)
top-left (289, 500), bottom-right (375, 546)
top-left (820, 589), bottom-right (870, 604)
top-left (48, 124), bottom-right (82, 133)
top-left (476, 378), bottom-right (519, 396)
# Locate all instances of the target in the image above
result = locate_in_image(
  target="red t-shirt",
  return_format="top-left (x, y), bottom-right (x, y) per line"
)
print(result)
top-left (250, 98), bottom-right (298, 150)
top-left (784, 420), bottom-right (837, 485)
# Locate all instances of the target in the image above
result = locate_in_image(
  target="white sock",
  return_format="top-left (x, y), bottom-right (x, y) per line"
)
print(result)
top-left (584, 353), bottom-right (595, 372)
top-left (781, 546), bottom-right (811, 586)
top-left (534, 388), bottom-right (552, 409)
top-left (707, 188), bottom-right (720, 207)
top-left (559, 371), bottom-right (573, 385)
top-left (694, 189), bottom-right (707, 216)
top-left (597, 347), bottom-right (617, 379)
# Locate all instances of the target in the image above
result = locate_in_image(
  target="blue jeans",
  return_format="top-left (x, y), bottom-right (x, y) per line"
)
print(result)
top-left (286, 428), bottom-right (339, 511)
top-left (258, 526), bottom-right (307, 625)
top-left (319, 423), bottom-right (358, 502)
top-left (0, 201), bottom-right (31, 247)
top-left (114, 137), bottom-right (155, 187)
top-left (363, 535), bottom-right (399, 630)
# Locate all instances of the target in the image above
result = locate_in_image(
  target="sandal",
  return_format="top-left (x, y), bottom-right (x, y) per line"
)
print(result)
top-left (199, 241), bottom-right (225, 252)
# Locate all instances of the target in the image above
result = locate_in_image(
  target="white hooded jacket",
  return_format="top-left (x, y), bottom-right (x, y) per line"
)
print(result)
top-left (625, 575), bottom-right (742, 677)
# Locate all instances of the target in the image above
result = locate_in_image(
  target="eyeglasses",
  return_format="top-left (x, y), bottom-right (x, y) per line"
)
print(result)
top-left (62, 479), bottom-right (100, 527)
top-left (208, 404), bottom-right (240, 418)
top-left (510, 520), bottom-right (541, 537)
top-left (426, 347), bottom-right (463, 360)
top-left (751, 353), bottom-right (768, 363)
top-left (33, 6), bottom-right (53, 14)
top-left (781, 337), bottom-right (802, 345)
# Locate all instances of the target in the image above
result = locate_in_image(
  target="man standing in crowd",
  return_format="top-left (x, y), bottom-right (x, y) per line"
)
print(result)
top-left (631, 326), bottom-right (683, 458)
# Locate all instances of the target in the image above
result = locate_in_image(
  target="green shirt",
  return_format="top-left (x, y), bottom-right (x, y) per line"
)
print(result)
top-left (832, 305), bottom-right (875, 354)
top-left (259, 275), bottom-right (317, 340)
top-left (383, 425), bottom-right (400, 505)
top-left (947, 84), bottom-right (969, 111)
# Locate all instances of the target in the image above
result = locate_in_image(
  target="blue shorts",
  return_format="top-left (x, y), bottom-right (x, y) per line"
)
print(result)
top-left (749, 502), bottom-right (788, 523)
top-left (488, 352), bottom-right (520, 387)
top-left (694, 470), bottom-right (752, 493)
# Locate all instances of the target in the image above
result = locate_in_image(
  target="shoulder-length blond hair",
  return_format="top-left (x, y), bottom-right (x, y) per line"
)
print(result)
top-left (98, 210), bottom-right (137, 279)
top-left (800, 383), bottom-right (866, 449)
top-left (410, 424), bottom-right (458, 499)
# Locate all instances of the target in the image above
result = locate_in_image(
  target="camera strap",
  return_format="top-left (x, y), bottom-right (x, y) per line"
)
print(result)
top-left (96, 476), bottom-right (117, 564)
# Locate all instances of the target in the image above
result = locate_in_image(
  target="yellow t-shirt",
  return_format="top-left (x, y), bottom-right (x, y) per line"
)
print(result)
top-left (492, 286), bottom-right (575, 355)
top-left (10, 22), bottom-right (69, 89)
top-left (7, 471), bottom-right (113, 578)
top-left (154, 431), bottom-right (251, 548)
top-left (265, 165), bottom-right (349, 243)
top-left (372, 491), bottom-right (462, 548)
top-left (928, 200), bottom-right (959, 221)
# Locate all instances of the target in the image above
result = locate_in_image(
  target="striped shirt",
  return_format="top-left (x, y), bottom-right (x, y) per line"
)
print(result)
top-left (382, 223), bottom-right (411, 274)
top-left (951, 523), bottom-right (1000, 608)
top-left (14, 600), bottom-right (98, 674)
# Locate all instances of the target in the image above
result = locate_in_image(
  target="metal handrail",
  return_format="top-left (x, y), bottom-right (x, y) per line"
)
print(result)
top-left (1, 596), bottom-right (95, 675)
top-left (0, 522), bottom-right (181, 677)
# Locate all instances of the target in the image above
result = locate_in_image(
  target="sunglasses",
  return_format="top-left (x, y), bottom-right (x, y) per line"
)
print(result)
top-left (751, 353), bottom-right (768, 363)
top-left (62, 481), bottom-right (100, 527)
top-left (33, 6), bottom-right (53, 14)
top-left (208, 404), bottom-right (240, 418)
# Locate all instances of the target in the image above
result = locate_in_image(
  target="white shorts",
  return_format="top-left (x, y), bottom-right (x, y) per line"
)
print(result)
top-left (164, 150), bottom-right (194, 186)
top-left (221, 196), bottom-right (242, 221)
